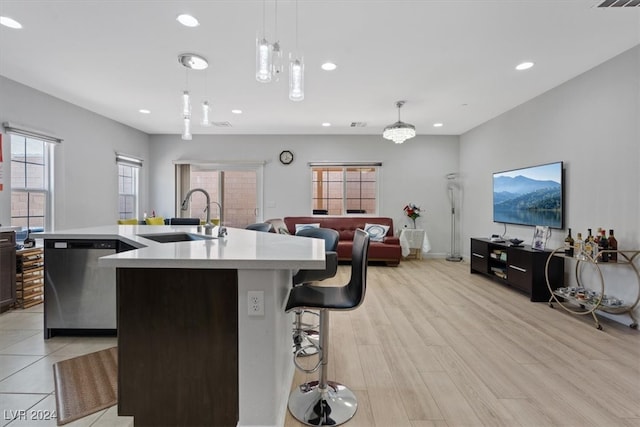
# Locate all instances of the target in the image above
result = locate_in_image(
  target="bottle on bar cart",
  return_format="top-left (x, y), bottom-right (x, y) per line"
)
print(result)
top-left (608, 229), bottom-right (618, 262)
top-left (575, 233), bottom-right (586, 260)
top-left (564, 228), bottom-right (574, 257)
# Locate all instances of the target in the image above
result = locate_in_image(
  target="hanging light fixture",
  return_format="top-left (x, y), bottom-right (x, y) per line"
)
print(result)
top-left (271, 0), bottom-right (283, 82)
top-left (178, 53), bottom-right (208, 140)
top-left (383, 100), bottom-right (416, 144)
top-left (182, 89), bottom-right (192, 140)
top-left (182, 116), bottom-right (192, 140)
top-left (201, 101), bottom-right (211, 127)
top-left (289, 0), bottom-right (304, 101)
top-left (182, 90), bottom-right (191, 117)
top-left (256, 0), bottom-right (272, 83)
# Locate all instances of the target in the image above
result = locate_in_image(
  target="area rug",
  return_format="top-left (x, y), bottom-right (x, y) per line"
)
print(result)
top-left (52, 346), bottom-right (118, 426)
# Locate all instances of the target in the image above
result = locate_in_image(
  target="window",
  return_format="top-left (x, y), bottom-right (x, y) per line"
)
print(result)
top-left (176, 162), bottom-right (263, 228)
top-left (10, 134), bottom-right (52, 231)
top-left (311, 163), bottom-right (380, 215)
top-left (116, 153), bottom-right (142, 220)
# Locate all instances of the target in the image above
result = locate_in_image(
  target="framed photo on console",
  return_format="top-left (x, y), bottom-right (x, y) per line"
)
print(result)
top-left (532, 225), bottom-right (549, 250)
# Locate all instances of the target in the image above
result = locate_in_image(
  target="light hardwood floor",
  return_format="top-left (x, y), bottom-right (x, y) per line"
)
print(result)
top-left (1, 259), bottom-right (638, 426)
top-left (285, 259), bottom-right (640, 427)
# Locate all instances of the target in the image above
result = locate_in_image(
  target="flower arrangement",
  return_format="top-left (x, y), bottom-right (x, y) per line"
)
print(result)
top-left (403, 203), bottom-right (422, 228)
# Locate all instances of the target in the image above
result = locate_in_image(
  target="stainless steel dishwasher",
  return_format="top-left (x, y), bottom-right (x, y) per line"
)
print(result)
top-left (44, 239), bottom-right (135, 338)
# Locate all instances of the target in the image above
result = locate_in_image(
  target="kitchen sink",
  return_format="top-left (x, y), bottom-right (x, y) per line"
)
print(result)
top-left (138, 232), bottom-right (215, 243)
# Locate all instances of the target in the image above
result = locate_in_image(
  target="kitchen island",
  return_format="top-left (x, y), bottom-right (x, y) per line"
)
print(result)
top-left (38, 225), bottom-right (325, 427)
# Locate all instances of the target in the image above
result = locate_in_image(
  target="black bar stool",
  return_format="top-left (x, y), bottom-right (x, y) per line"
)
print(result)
top-left (292, 228), bottom-right (340, 357)
top-left (285, 229), bottom-right (370, 426)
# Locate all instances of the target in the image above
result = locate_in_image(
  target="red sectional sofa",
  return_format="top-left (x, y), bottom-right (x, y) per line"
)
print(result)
top-left (283, 216), bottom-right (402, 266)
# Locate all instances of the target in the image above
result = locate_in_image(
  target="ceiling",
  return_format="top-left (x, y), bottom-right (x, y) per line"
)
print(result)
top-left (0, 1), bottom-right (639, 137)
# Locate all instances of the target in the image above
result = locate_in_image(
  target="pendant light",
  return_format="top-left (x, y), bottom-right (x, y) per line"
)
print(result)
top-left (201, 101), bottom-right (211, 127)
top-left (178, 53), bottom-right (208, 140)
top-left (289, 0), bottom-right (304, 101)
top-left (383, 100), bottom-right (416, 144)
top-left (182, 87), bottom-right (192, 140)
top-left (272, 0), bottom-right (283, 82)
top-left (256, 0), bottom-right (272, 83)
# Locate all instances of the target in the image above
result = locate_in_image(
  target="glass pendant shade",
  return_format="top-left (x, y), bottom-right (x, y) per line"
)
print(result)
top-left (272, 41), bottom-right (283, 82)
top-left (201, 101), bottom-right (211, 126)
top-left (182, 91), bottom-right (191, 116)
top-left (289, 57), bottom-right (304, 101)
top-left (256, 37), bottom-right (273, 83)
top-left (383, 101), bottom-right (416, 144)
top-left (182, 117), bottom-right (192, 140)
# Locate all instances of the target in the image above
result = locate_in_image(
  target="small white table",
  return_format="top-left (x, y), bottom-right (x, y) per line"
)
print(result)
top-left (399, 228), bottom-right (430, 259)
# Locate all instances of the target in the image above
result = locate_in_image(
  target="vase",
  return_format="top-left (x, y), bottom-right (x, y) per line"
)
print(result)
top-left (411, 218), bottom-right (416, 229)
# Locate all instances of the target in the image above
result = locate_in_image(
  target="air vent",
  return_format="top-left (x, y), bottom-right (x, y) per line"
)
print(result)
top-left (212, 121), bottom-right (232, 127)
top-left (350, 122), bottom-right (367, 128)
top-left (595, 0), bottom-right (640, 7)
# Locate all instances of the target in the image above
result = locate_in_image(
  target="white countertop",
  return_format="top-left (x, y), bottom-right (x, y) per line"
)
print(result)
top-left (36, 225), bottom-right (326, 270)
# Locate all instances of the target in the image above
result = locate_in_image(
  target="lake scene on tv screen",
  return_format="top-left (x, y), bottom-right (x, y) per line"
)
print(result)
top-left (493, 162), bottom-right (562, 228)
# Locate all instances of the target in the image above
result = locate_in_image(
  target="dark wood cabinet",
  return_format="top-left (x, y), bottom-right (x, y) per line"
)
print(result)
top-left (1, 231), bottom-right (17, 312)
top-left (470, 237), bottom-right (564, 302)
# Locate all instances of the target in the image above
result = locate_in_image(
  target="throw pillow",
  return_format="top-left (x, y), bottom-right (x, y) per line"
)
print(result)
top-left (364, 223), bottom-right (389, 242)
top-left (118, 218), bottom-right (139, 225)
top-left (295, 223), bottom-right (320, 233)
top-left (145, 217), bottom-right (165, 225)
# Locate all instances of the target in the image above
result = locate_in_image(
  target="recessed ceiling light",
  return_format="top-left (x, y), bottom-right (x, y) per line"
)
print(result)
top-left (0, 16), bottom-right (23, 29)
top-left (322, 122), bottom-right (332, 127)
top-left (321, 62), bottom-right (337, 71)
top-left (176, 14), bottom-right (199, 27)
top-left (231, 109), bottom-right (242, 114)
top-left (139, 109), bottom-right (151, 114)
top-left (433, 123), bottom-right (443, 128)
top-left (515, 61), bottom-right (534, 71)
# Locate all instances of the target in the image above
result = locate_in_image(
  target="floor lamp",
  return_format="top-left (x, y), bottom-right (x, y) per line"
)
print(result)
top-left (446, 173), bottom-right (463, 262)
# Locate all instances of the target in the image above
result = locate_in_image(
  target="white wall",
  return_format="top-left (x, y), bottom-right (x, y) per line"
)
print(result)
top-left (459, 45), bottom-right (640, 322)
top-left (0, 76), bottom-right (150, 230)
top-left (148, 134), bottom-right (460, 256)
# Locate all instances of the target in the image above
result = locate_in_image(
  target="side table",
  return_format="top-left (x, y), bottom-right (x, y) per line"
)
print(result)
top-left (399, 228), bottom-right (427, 259)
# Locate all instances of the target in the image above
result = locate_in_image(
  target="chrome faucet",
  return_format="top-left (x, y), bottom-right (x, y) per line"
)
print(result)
top-left (209, 201), bottom-right (227, 237)
top-left (181, 188), bottom-right (214, 235)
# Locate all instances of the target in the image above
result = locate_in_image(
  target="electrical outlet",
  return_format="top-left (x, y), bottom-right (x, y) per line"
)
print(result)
top-left (247, 291), bottom-right (264, 316)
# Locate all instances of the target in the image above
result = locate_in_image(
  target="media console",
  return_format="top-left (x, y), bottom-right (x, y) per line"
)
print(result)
top-left (470, 237), bottom-right (564, 302)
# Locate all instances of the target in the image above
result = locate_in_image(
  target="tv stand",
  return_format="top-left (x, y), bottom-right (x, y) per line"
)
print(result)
top-left (470, 238), bottom-right (564, 302)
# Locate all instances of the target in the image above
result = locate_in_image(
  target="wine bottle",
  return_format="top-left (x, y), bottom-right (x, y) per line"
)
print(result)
top-left (575, 232), bottom-right (585, 260)
top-left (585, 229), bottom-right (594, 258)
top-left (599, 229), bottom-right (609, 262)
top-left (608, 229), bottom-right (617, 262)
top-left (564, 228), bottom-right (574, 257)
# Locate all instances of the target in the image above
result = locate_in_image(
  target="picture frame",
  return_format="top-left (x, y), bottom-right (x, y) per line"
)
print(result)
top-left (532, 225), bottom-right (549, 250)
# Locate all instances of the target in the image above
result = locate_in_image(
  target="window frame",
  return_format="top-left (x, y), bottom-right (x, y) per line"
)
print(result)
top-left (175, 161), bottom-right (265, 227)
top-left (310, 162), bottom-right (381, 216)
top-left (116, 153), bottom-right (142, 220)
top-left (9, 133), bottom-right (54, 231)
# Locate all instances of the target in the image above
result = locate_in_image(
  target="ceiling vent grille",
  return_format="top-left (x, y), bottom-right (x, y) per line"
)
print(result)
top-left (595, 0), bottom-right (640, 7)
top-left (350, 122), bottom-right (367, 128)
top-left (212, 121), bottom-right (232, 127)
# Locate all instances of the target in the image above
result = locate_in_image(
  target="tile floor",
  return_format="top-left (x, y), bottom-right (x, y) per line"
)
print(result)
top-left (0, 305), bottom-right (132, 427)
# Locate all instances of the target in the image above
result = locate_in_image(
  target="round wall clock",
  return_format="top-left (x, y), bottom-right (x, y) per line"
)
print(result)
top-left (279, 150), bottom-right (294, 165)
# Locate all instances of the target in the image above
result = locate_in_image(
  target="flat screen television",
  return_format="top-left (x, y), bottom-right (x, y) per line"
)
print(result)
top-left (493, 161), bottom-right (564, 229)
